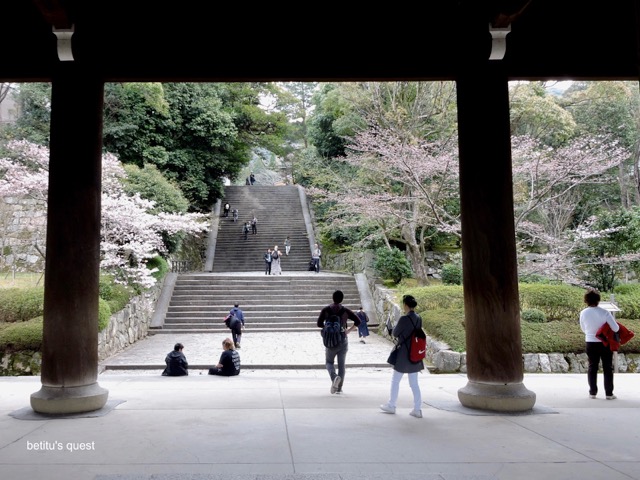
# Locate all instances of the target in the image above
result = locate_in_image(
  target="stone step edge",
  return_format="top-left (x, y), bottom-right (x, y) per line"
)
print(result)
top-left (100, 363), bottom-right (405, 371)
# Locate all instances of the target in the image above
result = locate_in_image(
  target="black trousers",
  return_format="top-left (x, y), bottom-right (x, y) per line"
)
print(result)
top-left (586, 341), bottom-right (614, 396)
top-left (265, 262), bottom-right (271, 274)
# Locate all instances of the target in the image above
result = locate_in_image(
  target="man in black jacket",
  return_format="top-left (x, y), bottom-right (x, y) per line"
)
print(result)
top-left (317, 290), bottom-right (361, 394)
top-left (264, 248), bottom-right (272, 275)
top-left (162, 343), bottom-right (188, 376)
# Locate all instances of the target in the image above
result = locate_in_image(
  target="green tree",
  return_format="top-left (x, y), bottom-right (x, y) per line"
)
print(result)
top-left (275, 82), bottom-right (318, 148)
top-left (509, 82), bottom-right (576, 147)
top-left (373, 246), bottom-right (413, 284)
top-left (123, 163), bottom-right (189, 214)
top-left (563, 81), bottom-right (640, 208)
top-left (305, 82), bottom-right (460, 280)
top-left (103, 82), bottom-right (289, 211)
top-left (573, 207), bottom-right (640, 292)
top-left (307, 83), bottom-right (362, 159)
top-left (123, 163), bottom-right (190, 255)
top-left (2, 83), bottom-right (51, 145)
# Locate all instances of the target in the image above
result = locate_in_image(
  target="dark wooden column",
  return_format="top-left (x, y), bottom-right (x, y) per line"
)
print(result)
top-left (455, 62), bottom-right (536, 412)
top-left (30, 63), bottom-right (108, 414)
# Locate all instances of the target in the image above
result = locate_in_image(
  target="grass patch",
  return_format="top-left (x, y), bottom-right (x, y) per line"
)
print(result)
top-left (0, 271), bottom-right (44, 289)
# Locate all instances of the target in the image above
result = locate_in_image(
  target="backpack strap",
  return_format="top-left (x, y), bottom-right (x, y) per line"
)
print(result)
top-left (397, 312), bottom-right (418, 347)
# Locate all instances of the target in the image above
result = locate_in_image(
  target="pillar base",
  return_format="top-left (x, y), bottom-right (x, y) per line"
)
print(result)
top-left (458, 380), bottom-right (536, 412)
top-left (30, 383), bottom-right (109, 415)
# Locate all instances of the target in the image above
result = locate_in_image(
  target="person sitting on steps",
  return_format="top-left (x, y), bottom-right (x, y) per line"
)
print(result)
top-left (208, 338), bottom-right (241, 376)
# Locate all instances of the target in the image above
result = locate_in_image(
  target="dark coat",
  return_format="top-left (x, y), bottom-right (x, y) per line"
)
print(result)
top-left (391, 311), bottom-right (425, 373)
top-left (162, 350), bottom-right (188, 376)
top-left (317, 303), bottom-right (361, 330)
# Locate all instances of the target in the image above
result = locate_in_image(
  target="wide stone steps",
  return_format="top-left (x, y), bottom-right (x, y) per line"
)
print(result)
top-left (156, 271), bottom-right (365, 334)
top-left (154, 184), bottom-right (366, 337)
top-left (212, 185), bottom-right (312, 272)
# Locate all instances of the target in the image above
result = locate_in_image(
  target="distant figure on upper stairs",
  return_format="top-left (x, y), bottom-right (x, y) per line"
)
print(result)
top-left (249, 172), bottom-right (256, 185)
top-left (232, 208), bottom-right (238, 222)
top-left (223, 202), bottom-right (230, 217)
top-left (271, 246), bottom-right (282, 275)
top-left (284, 236), bottom-right (291, 256)
top-left (264, 248), bottom-right (272, 275)
top-left (312, 243), bottom-right (322, 273)
top-left (251, 214), bottom-right (258, 235)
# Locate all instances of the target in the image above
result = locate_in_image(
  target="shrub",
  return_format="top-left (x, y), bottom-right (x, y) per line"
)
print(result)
top-left (99, 275), bottom-right (135, 314)
top-left (613, 293), bottom-right (640, 320)
top-left (441, 263), bottom-right (462, 285)
top-left (521, 308), bottom-right (547, 323)
top-left (420, 308), bottom-right (466, 352)
top-left (373, 247), bottom-right (412, 284)
top-left (520, 320), bottom-right (585, 353)
top-left (613, 283), bottom-right (640, 295)
top-left (98, 298), bottom-right (112, 332)
top-left (0, 317), bottom-right (43, 352)
top-left (519, 283), bottom-right (584, 321)
top-left (404, 285), bottom-right (465, 310)
top-left (147, 255), bottom-right (169, 282)
top-left (0, 287), bottom-right (45, 323)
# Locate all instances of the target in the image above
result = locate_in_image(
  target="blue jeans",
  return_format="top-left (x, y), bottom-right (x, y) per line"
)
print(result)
top-left (325, 339), bottom-right (348, 387)
top-left (387, 369), bottom-right (422, 411)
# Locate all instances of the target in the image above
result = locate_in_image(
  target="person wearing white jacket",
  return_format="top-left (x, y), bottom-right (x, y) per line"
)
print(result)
top-left (579, 288), bottom-right (619, 400)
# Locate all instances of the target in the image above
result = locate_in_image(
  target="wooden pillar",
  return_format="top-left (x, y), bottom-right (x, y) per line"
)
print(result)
top-left (455, 62), bottom-right (536, 412)
top-left (30, 63), bottom-right (108, 414)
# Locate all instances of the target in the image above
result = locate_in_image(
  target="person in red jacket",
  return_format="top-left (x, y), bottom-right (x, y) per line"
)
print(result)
top-left (579, 288), bottom-right (619, 400)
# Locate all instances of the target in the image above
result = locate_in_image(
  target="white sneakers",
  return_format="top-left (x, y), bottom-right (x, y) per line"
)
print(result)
top-left (380, 403), bottom-right (422, 418)
top-left (379, 403), bottom-right (396, 414)
top-left (606, 394), bottom-right (617, 400)
top-left (331, 376), bottom-right (341, 394)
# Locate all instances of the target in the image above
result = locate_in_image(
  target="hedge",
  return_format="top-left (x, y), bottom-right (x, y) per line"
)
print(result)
top-left (518, 283), bottom-right (584, 321)
top-left (410, 283), bottom-right (640, 354)
top-left (0, 287), bottom-right (45, 323)
top-left (0, 317), bottom-right (43, 352)
top-left (406, 285), bottom-right (465, 311)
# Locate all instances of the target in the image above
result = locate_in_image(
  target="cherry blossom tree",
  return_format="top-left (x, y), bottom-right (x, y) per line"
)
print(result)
top-left (511, 134), bottom-right (631, 282)
top-left (310, 123), bottom-right (460, 281)
top-left (0, 140), bottom-right (209, 289)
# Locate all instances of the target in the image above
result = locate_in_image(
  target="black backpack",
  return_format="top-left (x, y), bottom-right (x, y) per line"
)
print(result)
top-left (272, 250), bottom-right (279, 260)
top-left (322, 308), bottom-right (345, 348)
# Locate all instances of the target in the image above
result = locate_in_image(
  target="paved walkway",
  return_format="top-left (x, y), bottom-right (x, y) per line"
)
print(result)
top-left (100, 331), bottom-right (393, 371)
top-left (3, 325), bottom-right (640, 480)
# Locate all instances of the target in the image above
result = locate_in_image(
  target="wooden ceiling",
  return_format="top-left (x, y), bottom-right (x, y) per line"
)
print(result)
top-left (3, 1), bottom-right (640, 82)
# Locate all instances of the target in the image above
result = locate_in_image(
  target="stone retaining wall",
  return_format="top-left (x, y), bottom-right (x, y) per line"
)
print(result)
top-left (369, 280), bottom-right (640, 374)
top-left (0, 196), bottom-right (47, 271)
top-left (0, 282), bottom-right (162, 376)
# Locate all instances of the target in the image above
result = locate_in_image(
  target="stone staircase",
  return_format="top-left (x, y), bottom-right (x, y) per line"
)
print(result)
top-left (149, 184), bottom-right (372, 335)
top-left (152, 272), bottom-right (363, 334)
top-left (212, 185), bottom-right (312, 272)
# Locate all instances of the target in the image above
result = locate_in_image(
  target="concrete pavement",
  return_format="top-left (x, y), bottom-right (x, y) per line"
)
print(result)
top-left (2, 328), bottom-right (640, 480)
